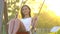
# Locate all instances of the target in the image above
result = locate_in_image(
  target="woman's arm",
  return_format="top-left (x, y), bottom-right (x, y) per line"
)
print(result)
top-left (31, 15), bottom-right (38, 30)
top-left (7, 19), bottom-right (15, 34)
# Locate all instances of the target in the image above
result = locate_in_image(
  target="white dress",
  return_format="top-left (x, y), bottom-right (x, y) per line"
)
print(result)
top-left (20, 17), bottom-right (32, 31)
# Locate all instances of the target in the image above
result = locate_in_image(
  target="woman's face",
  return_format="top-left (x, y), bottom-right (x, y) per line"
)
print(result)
top-left (22, 6), bottom-right (30, 15)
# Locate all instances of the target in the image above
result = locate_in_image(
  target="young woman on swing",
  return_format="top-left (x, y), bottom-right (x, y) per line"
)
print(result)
top-left (7, 5), bottom-right (38, 34)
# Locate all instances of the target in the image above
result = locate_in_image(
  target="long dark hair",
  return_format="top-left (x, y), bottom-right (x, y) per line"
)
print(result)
top-left (21, 5), bottom-right (31, 18)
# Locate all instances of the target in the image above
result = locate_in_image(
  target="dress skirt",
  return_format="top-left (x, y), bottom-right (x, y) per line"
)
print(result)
top-left (16, 32), bottom-right (30, 34)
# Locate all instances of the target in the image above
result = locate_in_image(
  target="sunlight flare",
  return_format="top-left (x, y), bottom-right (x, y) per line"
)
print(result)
top-left (46, 0), bottom-right (60, 16)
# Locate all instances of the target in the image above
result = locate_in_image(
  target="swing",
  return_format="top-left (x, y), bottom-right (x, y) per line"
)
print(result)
top-left (16, 0), bottom-right (45, 34)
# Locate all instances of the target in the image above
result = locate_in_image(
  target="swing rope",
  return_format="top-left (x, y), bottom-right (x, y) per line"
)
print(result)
top-left (38, 0), bottom-right (46, 15)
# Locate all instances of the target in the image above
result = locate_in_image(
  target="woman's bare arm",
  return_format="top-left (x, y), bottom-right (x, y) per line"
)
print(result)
top-left (7, 19), bottom-right (15, 34)
top-left (31, 15), bottom-right (38, 30)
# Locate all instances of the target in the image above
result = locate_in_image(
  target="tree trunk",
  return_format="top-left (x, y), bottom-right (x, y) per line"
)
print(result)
top-left (3, 1), bottom-right (8, 34)
top-left (4, 0), bottom-right (8, 24)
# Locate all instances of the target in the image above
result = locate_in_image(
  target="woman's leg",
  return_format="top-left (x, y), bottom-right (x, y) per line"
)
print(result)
top-left (8, 18), bottom-right (26, 34)
top-left (12, 19), bottom-right (26, 34)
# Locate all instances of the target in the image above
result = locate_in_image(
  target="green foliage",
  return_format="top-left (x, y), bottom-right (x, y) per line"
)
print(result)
top-left (57, 29), bottom-right (60, 34)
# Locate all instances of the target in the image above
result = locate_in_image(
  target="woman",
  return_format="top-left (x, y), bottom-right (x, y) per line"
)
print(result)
top-left (8, 5), bottom-right (38, 34)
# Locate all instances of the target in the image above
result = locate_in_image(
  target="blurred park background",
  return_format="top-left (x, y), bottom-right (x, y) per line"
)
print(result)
top-left (2, 0), bottom-right (60, 34)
